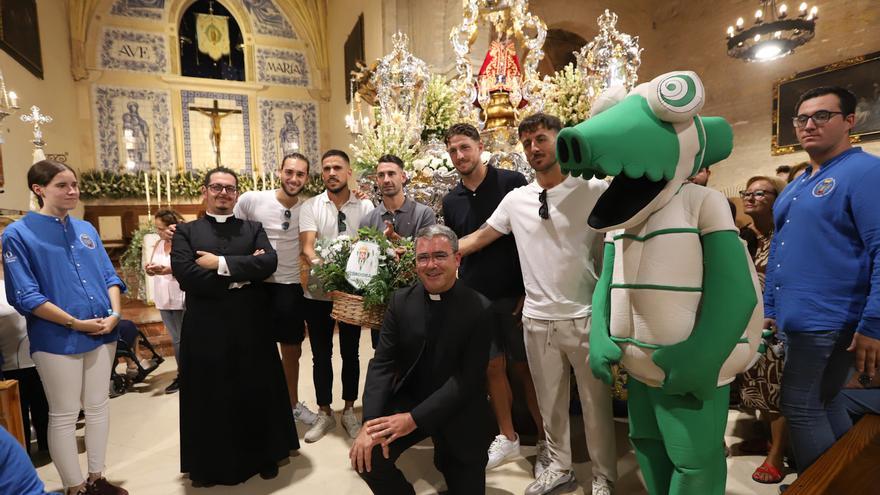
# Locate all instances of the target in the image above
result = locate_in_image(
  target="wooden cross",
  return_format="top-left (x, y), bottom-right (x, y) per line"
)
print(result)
top-left (188, 99), bottom-right (242, 166)
top-left (20, 105), bottom-right (53, 149)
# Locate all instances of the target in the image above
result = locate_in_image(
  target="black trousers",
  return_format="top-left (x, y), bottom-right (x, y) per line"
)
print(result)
top-left (2, 367), bottom-right (49, 452)
top-left (358, 428), bottom-right (486, 495)
top-left (304, 299), bottom-right (362, 406)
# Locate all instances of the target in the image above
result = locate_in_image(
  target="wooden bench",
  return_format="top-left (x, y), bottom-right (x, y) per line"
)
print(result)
top-left (0, 380), bottom-right (26, 448)
top-left (786, 414), bottom-right (880, 494)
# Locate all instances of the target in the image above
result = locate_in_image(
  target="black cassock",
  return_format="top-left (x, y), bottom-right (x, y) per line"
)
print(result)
top-left (171, 215), bottom-right (299, 485)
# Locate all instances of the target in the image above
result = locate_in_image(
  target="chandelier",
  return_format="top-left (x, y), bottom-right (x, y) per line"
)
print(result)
top-left (726, 1), bottom-right (818, 62)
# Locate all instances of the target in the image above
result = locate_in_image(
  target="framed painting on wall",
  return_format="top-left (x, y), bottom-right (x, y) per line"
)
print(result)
top-left (0, 0), bottom-right (43, 79)
top-left (772, 51), bottom-right (880, 155)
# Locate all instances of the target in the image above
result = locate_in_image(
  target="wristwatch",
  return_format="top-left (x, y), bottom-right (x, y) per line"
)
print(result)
top-left (109, 311), bottom-right (121, 319)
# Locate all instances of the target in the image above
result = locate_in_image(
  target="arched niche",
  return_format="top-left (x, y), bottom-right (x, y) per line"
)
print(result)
top-left (177, 0), bottom-right (246, 81)
top-left (168, 0), bottom-right (255, 81)
top-left (538, 28), bottom-right (587, 77)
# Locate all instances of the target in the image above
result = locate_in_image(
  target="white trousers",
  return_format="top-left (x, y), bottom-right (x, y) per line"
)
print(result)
top-left (32, 343), bottom-right (116, 488)
top-left (523, 316), bottom-right (618, 481)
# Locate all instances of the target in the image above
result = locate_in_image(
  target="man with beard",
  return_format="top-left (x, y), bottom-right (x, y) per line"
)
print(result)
top-left (300, 149), bottom-right (374, 443)
top-left (459, 113), bottom-right (617, 495)
top-left (440, 123), bottom-right (549, 478)
top-left (359, 154), bottom-right (436, 347)
top-left (234, 153), bottom-right (318, 426)
top-left (171, 167), bottom-right (298, 486)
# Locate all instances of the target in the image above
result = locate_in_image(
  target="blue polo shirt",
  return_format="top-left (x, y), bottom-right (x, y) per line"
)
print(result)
top-left (764, 147), bottom-right (880, 339)
top-left (2, 212), bottom-right (125, 355)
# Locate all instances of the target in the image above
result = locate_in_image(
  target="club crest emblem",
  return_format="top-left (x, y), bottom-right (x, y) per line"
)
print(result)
top-left (812, 178), bottom-right (836, 198)
top-left (3, 250), bottom-right (17, 263)
top-left (79, 233), bottom-right (96, 249)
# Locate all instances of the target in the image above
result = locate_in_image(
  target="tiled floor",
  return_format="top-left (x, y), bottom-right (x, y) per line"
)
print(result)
top-left (34, 329), bottom-right (797, 494)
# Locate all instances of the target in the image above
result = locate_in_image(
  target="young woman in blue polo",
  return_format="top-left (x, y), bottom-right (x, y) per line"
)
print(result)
top-left (2, 160), bottom-right (128, 495)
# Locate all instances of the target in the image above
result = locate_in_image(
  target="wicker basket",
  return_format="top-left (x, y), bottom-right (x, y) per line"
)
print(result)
top-left (330, 291), bottom-right (386, 329)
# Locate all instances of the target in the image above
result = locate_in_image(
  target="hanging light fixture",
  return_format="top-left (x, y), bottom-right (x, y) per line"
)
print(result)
top-left (726, 1), bottom-right (818, 62)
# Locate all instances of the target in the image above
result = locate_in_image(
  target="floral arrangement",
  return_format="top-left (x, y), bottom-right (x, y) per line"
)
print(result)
top-left (119, 224), bottom-right (155, 302)
top-left (411, 153), bottom-right (455, 178)
top-left (303, 174), bottom-right (325, 197)
top-left (310, 227), bottom-right (416, 309)
top-left (541, 63), bottom-right (593, 128)
top-left (421, 74), bottom-right (459, 142)
top-left (350, 120), bottom-right (420, 174)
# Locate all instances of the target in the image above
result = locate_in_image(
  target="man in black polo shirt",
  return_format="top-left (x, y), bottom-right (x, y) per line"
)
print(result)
top-left (441, 123), bottom-right (547, 475)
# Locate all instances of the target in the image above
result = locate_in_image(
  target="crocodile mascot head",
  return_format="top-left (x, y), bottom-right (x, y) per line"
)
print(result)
top-left (556, 71), bottom-right (733, 230)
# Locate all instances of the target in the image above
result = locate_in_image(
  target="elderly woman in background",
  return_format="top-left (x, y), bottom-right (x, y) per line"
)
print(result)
top-left (146, 209), bottom-right (186, 394)
top-left (737, 174), bottom-right (790, 485)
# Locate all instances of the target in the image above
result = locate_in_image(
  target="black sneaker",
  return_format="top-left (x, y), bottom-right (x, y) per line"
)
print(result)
top-left (165, 378), bottom-right (180, 394)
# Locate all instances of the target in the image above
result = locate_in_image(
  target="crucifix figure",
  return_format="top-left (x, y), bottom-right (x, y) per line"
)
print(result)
top-left (188, 99), bottom-right (242, 166)
top-left (20, 105), bottom-right (53, 150)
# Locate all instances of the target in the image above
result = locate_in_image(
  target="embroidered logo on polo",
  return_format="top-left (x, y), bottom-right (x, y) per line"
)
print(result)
top-left (812, 178), bottom-right (836, 197)
top-left (3, 250), bottom-right (17, 263)
top-left (79, 233), bottom-right (96, 249)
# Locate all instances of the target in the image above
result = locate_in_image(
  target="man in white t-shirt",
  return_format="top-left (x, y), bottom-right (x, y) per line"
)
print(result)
top-left (233, 152), bottom-right (319, 426)
top-left (299, 149), bottom-right (374, 443)
top-left (459, 113), bottom-right (617, 495)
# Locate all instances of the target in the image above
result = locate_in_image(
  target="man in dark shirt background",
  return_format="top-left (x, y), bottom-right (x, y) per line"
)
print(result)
top-left (441, 123), bottom-right (546, 474)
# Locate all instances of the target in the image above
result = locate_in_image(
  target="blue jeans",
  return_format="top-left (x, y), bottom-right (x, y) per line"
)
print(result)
top-left (780, 329), bottom-right (855, 473)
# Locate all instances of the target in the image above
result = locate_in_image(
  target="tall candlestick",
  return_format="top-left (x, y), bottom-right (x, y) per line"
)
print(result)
top-left (144, 172), bottom-right (151, 216)
top-left (155, 169), bottom-right (162, 209)
top-left (252, 169), bottom-right (258, 192)
top-left (166, 170), bottom-right (171, 205)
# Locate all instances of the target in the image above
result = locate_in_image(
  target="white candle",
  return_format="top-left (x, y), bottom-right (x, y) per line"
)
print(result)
top-left (144, 172), bottom-right (151, 212)
top-left (252, 169), bottom-right (257, 192)
top-left (166, 170), bottom-right (171, 205)
top-left (155, 169), bottom-right (162, 209)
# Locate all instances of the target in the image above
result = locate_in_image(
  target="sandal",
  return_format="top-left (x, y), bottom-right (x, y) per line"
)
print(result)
top-left (752, 460), bottom-right (784, 484)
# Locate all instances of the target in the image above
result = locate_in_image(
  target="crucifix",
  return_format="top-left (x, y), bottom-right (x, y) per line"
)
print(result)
top-left (20, 105), bottom-right (53, 151)
top-left (188, 99), bottom-right (241, 166)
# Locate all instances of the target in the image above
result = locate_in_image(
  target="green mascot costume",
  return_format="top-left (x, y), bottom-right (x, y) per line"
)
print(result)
top-left (556, 71), bottom-right (763, 495)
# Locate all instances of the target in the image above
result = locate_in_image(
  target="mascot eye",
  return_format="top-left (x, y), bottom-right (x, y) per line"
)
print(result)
top-left (648, 71), bottom-right (705, 122)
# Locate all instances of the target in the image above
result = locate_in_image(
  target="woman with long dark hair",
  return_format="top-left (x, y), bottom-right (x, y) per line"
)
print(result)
top-left (2, 160), bottom-right (128, 495)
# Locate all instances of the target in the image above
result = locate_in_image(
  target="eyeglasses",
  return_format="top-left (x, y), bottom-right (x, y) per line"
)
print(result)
top-left (282, 209), bottom-right (291, 231)
top-left (739, 190), bottom-right (776, 200)
top-left (538, 189), bottom-right (549, 220)
top-left (792, 110), bottom-right (844, 128)
top-left (207, 183), bottom-right (238, 194)
top-left (416, 252), bottom-right (452, 266)
top-left (337, 211), bottom-right (347, 233)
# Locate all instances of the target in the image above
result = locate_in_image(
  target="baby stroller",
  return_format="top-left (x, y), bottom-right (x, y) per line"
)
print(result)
top-left (110, 319), bottom-right (164, 397)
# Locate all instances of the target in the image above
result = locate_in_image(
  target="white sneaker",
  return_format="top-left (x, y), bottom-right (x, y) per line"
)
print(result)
top-left (293, 401), bottom-right (318, 425)
top-left (304, 411), bottom-right (336, 443)
top-left (534, 439), bottom-right (551, 479)
top-left (524, 469), bottom-right (576, 495)
top-left (486, 433), bottom-right (520, 470)
top-left (592, 476), bottom-right (613, 495)
top-left (341, 408), bottom-right (362, 439)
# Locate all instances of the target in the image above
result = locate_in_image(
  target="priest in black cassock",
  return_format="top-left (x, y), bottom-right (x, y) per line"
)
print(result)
top-left (171, 166), bottom-right (299, 486)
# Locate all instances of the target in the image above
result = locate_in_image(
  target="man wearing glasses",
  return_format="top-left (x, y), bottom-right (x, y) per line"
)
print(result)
top-left (234, 153), bottom-right (319, 427)
top-left (171, 167), bottom-right (298, 485)
top-left (458, 113), bottom-right (616, 495)
top-left (300, 149), bottom-right (374, 443)
top-left (765, 86), bottom-right (880, 475)
top-left (351, 225), bottom-right (494, 494)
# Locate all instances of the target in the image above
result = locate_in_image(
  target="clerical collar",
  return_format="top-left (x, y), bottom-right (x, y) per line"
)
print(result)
top-left (428, 293), bottom-right (442, 301)
top-left (206, 212), bottom-right (234, 223)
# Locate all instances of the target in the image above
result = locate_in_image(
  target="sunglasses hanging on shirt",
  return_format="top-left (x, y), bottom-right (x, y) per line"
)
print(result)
top-left (282, 208), bottom-right (291, 231)
top-left (538, 189), bottom-right (550, 220)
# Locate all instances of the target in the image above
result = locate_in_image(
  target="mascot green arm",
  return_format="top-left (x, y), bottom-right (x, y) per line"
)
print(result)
top-left (590, 240), bottom-right (622, 385)
top-left (651, 230), bottom-right (757, 401)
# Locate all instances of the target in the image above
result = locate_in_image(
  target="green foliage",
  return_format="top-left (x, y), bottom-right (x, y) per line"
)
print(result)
top-left (119, 224), bottom-right (155, 301)
top-left (421, 74), bottom-right (458, 141)
top-left (78, 169), bottom-right (280, 201)
top-left (303, 174), bottom-right (324, 197)
top-left (310, 227), bottom-right (416, 308)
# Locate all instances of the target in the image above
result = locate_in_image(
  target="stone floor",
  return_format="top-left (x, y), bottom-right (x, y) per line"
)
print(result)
top-left (33, 328), bottom-right (798, 494)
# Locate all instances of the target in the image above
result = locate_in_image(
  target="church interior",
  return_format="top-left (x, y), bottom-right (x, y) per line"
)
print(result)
top-left (1, 0), bottom-right (879, 494)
